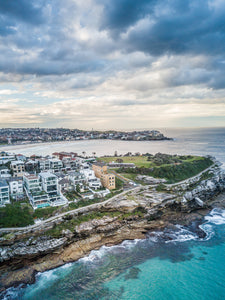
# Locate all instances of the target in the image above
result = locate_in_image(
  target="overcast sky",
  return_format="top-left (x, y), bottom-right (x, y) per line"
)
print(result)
top-left (0, 0), bottom-right (225, 129)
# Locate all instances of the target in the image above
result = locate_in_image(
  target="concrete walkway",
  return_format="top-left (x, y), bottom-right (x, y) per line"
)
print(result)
top-left (0, 186), bottom-right (141, 233)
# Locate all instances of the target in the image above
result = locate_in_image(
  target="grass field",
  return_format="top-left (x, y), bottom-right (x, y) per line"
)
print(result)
top-left (98, 155), bottom-right (205, 168)
top-left (97, 155), bottom-right (151, 167)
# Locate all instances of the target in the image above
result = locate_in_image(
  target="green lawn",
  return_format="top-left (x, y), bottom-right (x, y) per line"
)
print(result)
top-left (98, 156), bottom-right (152, 167)
top-left (98, 155), bottom-right (205, 168)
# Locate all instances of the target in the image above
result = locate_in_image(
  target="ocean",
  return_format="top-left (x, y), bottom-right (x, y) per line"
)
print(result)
top-left (1, 127), bottom-right (225, 300)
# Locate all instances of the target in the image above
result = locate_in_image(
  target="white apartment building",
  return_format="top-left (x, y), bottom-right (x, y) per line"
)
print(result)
top-left (23, 173), bottom-right (50, 208)
top-left (0, 179), bottom-right (10, 206)
top-left (80, 168), bottom-right (102, 190)
top-left (39, 172), bottom-right (60, 202)
top-left (10, 161), bottom-right (25, 177)
top-left (8, 177), bottom-right (23, 196)
top-left (0, 155), bottom-right (15, 165)
top-left (38, 158), bottom-right (63, 172)
top-left (0, 166), bottom-right (11, 179)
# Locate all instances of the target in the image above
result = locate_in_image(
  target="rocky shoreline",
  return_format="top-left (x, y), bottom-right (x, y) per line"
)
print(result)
top-left (0, 164), bottom-right (225, 292)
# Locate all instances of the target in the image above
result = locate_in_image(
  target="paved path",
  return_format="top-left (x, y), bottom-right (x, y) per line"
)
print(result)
top-left (0, 186), bottom-right (141, 233)
top-left (166, 163), bottom-right (216, 187)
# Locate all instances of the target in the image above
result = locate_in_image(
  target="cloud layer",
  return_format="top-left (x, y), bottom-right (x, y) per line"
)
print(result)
top-left (0, 0), bottom-right (225, 129)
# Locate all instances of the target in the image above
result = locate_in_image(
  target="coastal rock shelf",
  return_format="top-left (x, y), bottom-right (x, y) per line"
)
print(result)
top-left (0, 163), bottom-right (225, 290)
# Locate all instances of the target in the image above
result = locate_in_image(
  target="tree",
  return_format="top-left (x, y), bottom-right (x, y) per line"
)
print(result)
top-left (76, 184), bottom-right (80, 193)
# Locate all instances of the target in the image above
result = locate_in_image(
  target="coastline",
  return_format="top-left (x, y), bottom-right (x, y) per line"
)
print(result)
top-left (0, 191), bottom-right (224, 292)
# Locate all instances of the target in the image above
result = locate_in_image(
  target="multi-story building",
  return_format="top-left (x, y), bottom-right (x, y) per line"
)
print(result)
top-left (0, 179), bottom-right (10, 206)
top-left (39, 172), bottom-right (61, 203)
top-left (80, 168), bottom-right (102, 190)
top-left (23, 173), bottom-right (50, 208)
top-left (38, 158), bottom-right (63, 172)
top-left (0, 166), bottom-right (11, 179)
top-left (68, 171), bottom-right (86, 188)
top-left (92, 162), bottom-right (116, 190)
top-left (8, 177), bottom-right (24, 198)
top-left (10, 161), bottom-right (25, 177)
top-left (0, 155), bottom-right (15, 165)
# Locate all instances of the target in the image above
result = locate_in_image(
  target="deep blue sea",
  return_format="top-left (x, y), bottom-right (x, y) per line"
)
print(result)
top-left (1, 127), bottom-right (225, 300)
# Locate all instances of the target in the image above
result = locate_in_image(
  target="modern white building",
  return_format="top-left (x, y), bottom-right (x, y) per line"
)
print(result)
top-left (0, 166), bottom-right (11, 179)
top-left (10, 161), bottom-right (25, 177)
top-left (80, 168), bottom-right (102, 190)
top-left (8, 177), bottom-right (24, 199)
top-left (38, 158), bottom-right (63, 172)
top-left (39, 172), bottom-right (60, 202)
top-left (0, 155), bottom-right (15, 165)
top-left (0, 179), bottom-right (10, 206)
top-left (23, 173), bottom-right (50, 208)
top-left (68, 171), bottom-right (86, 188)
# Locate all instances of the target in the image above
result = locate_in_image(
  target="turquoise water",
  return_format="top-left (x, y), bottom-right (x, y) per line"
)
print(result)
top-left (2, 209), bottom-right (225, 300)
top-left (1, 127), bottom-right (225, 299)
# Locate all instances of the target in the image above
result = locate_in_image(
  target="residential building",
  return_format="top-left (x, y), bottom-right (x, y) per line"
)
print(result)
top-left (39, 172), bottom-right (62, 203)
top-left (10, 161), bottom-right (25, 177)
top-left (0, 166), bottom-right (11, 179)
top-left (0, 155), bottom-right (15, 165)
top-left (8, 177), bottom-right (24, 199)
top-left (101, 173), bottom-right (116, 190)
top-left (0, 179), bottom-right (10, 206)
top-left (23, 173), bottom-right (50, 209)
top-left (80, 168), bottom-right (102, 190)
top-left (38, 158), bottom-right (63, 172)
top-left (68, 171), bottom-right (86, 188)
top-left (92, 162), bottom-right (116, 190)
top-left (59, 178), bottom-right (71, 192)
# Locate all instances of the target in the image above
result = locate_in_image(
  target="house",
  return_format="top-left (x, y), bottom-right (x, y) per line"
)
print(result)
top-left (25, 160), bottom-right (38, 172)
top-left (39, 172), bottom-right (62, 203)
top-left (68, 171), bottom-right (86, 188)
top-left (23, 173), bottom-right (50, 208)
top-left (10, 161), bottom-right (25, 177)
top-left (0, 166), bottom-right (11, 179)
top-left (92, 162), bottom-right (116, 190)
top-left (38, 158), bottom-right (63, 172)
top-left (0, 155), bottom-right (16, 165)
top-left (59, 178), bottom-right (71, 192)
top-left (0, 179), bottom-right (10, 206)
top-left (80, 168), bottom-right (102, 190)
top-left (8, 177), bottom-right (24, 199)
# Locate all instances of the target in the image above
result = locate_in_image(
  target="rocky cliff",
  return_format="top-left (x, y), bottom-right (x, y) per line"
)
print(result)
top-left (0, 165), bottom-right (225, 290)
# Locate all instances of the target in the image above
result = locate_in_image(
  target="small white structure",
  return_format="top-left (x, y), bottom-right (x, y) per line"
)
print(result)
top-left (0, 179), bottom-right (10, 206)
top-left (0, 166), bottom-right (11, 179)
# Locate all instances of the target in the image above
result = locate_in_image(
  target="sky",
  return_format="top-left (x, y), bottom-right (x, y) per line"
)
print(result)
top-left (0, 0), bottom-right (225, 130)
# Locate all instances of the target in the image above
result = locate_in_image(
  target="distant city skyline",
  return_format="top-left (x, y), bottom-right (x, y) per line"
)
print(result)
top-left (0, 0), bottom-right (225, 129)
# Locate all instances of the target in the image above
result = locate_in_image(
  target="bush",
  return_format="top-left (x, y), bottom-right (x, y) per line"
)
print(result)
top-left (0, 203), bottom-right (34, 227)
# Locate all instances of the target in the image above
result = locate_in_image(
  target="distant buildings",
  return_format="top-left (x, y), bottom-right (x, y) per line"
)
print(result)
top-left (0, 128), bottom-right (171, 145)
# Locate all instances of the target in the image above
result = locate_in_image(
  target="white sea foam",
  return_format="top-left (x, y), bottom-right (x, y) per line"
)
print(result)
top-left (204, 208), bottom-right (225, 225)
top-left (165, 225), bottom-right (198, 243)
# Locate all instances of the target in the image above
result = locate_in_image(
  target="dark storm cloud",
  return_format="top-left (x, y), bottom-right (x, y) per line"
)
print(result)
top-left (0, 0), bottom-right (45, 25)
top-left (99, 0), bottom-right (155, 35)
top-left (100, 0), bottom-right (225, 56)
top-left (0, 0), bottom-right (224, 92)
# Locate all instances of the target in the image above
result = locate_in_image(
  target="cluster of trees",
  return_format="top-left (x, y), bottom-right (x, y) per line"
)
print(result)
top-left (146, 153), bottom-right (191, 165)
top-left (0, 203), bottom-right (34, 228)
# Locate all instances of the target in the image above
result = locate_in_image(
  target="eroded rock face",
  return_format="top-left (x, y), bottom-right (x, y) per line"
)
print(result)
top-left (0, 237), bottom-right (67, 263)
